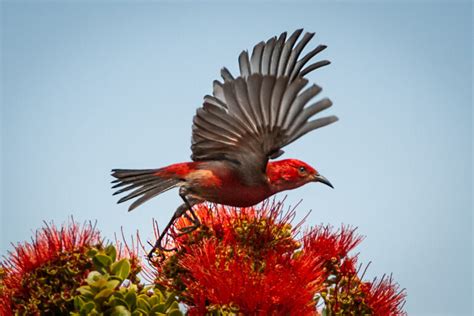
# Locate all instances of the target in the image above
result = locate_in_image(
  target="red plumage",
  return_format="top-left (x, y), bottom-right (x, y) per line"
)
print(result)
top-left (111, 29), bottom-right (338, 257)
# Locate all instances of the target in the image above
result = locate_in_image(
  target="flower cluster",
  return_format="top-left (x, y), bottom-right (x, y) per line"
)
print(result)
top-left (150, 201), bottom-right (406, 315)
top-left (172, 201), bottom-right (323, 315)
top-left (0, 201), bottom-right (406, 315)
top-left (0, 220), bottom-right (182, 316)
top-left (0, 220), bottom-right (102, 315)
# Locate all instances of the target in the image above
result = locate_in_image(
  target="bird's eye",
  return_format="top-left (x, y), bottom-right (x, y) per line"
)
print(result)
top-left (299, 166), bottom-right (306, 173)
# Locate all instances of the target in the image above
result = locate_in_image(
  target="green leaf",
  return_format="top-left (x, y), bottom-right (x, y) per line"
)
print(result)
top-left (105, 279), bottom-right (121, 290)
top-left (74, 295), bottom-right (87, 309)
top-left (149, 294), bottom-right (159, 306)
top-left (125, 291), bottom-right (137, 309)
top-left (154, 290), bottom-right (164, 303)
top-left (111, 305), bottom-right (132, 316)
top-left (167, 301), bottom-right (180, 312)
top-left (94, 288), bottom-right (114, 301)
top-left (93, 254), bottom-right (113, 269)
top-left (105, 244), bottom-right (117, 262)
top-left (136, 297), bottom-right (151, 311)
top-left (80, 301), bottom-right (96, 314)
top-left (163, 294), bottom-right (177, 310)
top-left (152, 303), bottom-right (166, 313)
top-left (111, 259), bottom-right (131, 281)
top-left (109, 296), bottom-right (129, 307)
top-left (86, 271), bottom-right (103, 286)
top-left (87, 248), bottom-right (99, 258)
top-left (77, 285), bottom-right (95, 297)
top-left (167, 310), bottom-right (183, 316)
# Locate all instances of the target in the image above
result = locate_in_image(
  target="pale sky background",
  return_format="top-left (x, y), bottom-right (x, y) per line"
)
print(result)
top-left (1, 1), bottom-right (472, 315)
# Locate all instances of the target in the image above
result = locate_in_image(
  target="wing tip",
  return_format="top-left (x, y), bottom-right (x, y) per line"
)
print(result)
top-left (328, 115), bottom-right (339, 124)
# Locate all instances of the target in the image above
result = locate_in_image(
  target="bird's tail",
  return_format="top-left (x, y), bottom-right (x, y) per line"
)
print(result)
top-left (111, 168), bottom-right (181, 211)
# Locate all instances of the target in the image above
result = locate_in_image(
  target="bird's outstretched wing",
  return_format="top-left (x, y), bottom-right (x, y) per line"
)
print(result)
top-left (191, 29), bottom-right (338, 174)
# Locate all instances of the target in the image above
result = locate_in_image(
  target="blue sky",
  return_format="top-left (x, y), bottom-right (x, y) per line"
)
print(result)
top-left (1, 1), bottom-right (472, 315)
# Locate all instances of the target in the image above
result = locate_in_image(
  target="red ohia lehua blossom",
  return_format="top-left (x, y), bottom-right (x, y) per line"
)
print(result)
top-left (299, 224), bottom-right (364, 278)
top-left (0, 219), bottom-right (102, 315)
top-left (150, 200), bottom-right (407, 315)
top-left (361, 275), bottom-right (407, 316)
top-left (301, 227), bottom-right (406, 315)
top-left (152, 200), bottom-right (325, 315)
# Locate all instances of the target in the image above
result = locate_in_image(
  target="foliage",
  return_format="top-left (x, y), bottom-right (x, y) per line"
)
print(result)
top-left (0, 220), bottom-right (181, 316)
top-left (0, 220), bottom-right (102, 315)
top-left (72, 245), bottom-right (182, 316)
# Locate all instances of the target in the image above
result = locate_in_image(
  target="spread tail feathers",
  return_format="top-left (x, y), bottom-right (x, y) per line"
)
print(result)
top-left (111, 169), bottom-right (181, 211)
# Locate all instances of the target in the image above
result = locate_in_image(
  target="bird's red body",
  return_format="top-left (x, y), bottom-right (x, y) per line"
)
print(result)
top-left (153, 159), bottom-right (318, 207)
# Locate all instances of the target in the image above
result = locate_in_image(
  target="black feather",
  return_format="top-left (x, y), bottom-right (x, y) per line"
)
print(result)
top-left (300, 60), bottom-right (331, 77)
top-left (112, 169), bottom-right (181, 211)
top-left (250, 41), bottom-right (265, 74)
top-left (277, 29), bottom-right (303, 77)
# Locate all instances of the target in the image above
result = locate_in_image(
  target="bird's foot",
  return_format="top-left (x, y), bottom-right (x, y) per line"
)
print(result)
top-left (174, 223), bottom-right (200, 237)
top-left (147, 240), bottom-right (177, 262)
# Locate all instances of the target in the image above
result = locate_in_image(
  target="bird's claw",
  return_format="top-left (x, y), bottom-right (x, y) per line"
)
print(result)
top-left (147, 239), bottom-right (177, 261)
top-left (176, 225), bottom-right (198, 235)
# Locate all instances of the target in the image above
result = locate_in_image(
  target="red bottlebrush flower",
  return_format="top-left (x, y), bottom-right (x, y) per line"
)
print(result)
top-left (361, 275), bottom-right (407, 316)
top-left (180, 238), bottom-right (323, 315)
top-left (149, 199), bottom-right (406, 315)
top-left (301, 225), bottom-right (363, 266)
top-left (306, 232), bottom-right (407, 316)
top-left (0, 219), bottom-right (102, 315)
top-left (171, 200), bottom-right (302, 255)
top-left (152, 200), bottom-right (324, 315)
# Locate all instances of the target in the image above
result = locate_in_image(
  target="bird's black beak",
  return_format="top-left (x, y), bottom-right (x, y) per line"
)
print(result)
top-left (313, 174), bottom-right (334, 189)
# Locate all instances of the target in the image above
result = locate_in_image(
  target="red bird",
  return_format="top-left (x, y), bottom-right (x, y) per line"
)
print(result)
top-left (112, 29), bottom-right (338, 257)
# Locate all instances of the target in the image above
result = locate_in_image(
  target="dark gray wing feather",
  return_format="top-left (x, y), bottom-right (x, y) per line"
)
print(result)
top-left (277, 29), bottom-right (303, 77)
top-left (229, 29), bottom-right (328, 80)
top-left (270, 32), bottom-right (287, 75)
top-left (190, 29), bottom-right (338, 174)
top-left (191, 74), bottom-right (337, 173)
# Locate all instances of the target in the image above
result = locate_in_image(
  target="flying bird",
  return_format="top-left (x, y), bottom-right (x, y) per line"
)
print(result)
top-left (112, 29), bottom-right (338, 258)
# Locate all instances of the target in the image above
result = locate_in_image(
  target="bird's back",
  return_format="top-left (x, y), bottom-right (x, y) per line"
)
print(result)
top-left (184, 160), bottom-right (272, 207)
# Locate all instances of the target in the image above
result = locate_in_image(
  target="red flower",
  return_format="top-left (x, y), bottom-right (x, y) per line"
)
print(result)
top-left (361, 275), bottom-right (407, 316)
top-left (149, 200), bottom-right (406, 315)
top-left (0, 219), bottom-right (102, 315)
top-left (180, 238), bottom-right (323, 315)
top-left (304, 233), bottom-right (407, 316)
top-left (301, 225), bottom-right (363, 265)
top-left (152, 201), bottom-right (324, 314)
top-left (171, 199), bottom-right (302, 255)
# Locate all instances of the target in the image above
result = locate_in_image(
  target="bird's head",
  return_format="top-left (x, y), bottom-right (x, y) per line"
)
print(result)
top-left (266, 159), bottom-right (333, 193)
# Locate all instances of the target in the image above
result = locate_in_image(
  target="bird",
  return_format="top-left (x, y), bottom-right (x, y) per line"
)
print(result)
top-left (111, 29), bottom-right (338, 258)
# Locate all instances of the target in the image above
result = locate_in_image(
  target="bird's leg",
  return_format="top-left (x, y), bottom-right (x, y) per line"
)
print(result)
top-left (175, 187), bottom-right (201, 235)
top-left (148, 202), bottom-right (189, 259)
top-left (175, 212), bottom-right (198, 234)
top-left (178, 206), bottom-right (201, 233)
top-left (147, 189), bottom-right (202, 259)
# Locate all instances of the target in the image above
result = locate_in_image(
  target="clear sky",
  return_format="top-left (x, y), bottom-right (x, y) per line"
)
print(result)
top-left (1, 1), bottom-right (472, 315)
